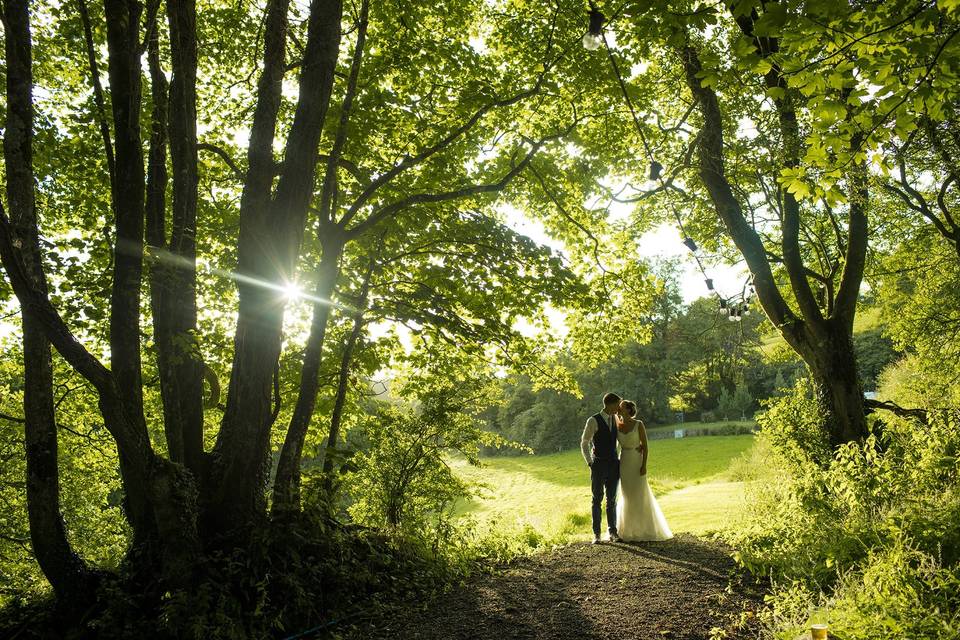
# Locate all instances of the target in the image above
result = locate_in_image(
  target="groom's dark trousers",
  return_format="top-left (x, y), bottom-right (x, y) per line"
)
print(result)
top-left (590, 458), bottom-right (619, 537)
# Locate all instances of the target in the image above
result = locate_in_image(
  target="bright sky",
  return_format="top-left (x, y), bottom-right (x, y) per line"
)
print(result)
top-left (634, 223), bottom-right (749, 303)
top-left (502, 204), bottom-right (747, 305)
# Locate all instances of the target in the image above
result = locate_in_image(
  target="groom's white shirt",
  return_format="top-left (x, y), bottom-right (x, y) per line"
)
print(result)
top-left (580, 410), bottom-right (619, 466)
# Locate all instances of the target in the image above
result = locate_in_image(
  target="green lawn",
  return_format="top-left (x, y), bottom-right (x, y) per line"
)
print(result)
top-left (452, 434), bottom-right (756, 540)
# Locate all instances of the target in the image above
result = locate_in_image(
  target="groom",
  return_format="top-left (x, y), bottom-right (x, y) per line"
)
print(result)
top-left (580, 392), bottom-right (622, 544)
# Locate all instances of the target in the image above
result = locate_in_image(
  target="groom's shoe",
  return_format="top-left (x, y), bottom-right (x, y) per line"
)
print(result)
top-left (592, 535), bottom-right (601, 544)
top-left (609, 533), bottom-right (622, 543)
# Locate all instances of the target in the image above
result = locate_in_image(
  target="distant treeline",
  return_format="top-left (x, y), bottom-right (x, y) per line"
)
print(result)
top-left (481, 272), bottom-right (899, 455)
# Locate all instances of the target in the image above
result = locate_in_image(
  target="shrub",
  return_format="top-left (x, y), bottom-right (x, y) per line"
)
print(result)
top-left (754, 376), bottom-right (831, 468)
top-left (726, 376), bottom-right (960, 638)
top-left (344, 371), bottom-right (521, 542)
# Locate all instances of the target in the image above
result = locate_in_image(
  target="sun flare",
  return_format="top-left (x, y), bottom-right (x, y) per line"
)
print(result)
top-left (283, 283), bottom-right (303, 301)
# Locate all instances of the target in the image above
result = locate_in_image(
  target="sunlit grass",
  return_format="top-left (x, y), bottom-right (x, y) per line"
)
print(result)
top-left (452, 434), bottom-right (757, 541)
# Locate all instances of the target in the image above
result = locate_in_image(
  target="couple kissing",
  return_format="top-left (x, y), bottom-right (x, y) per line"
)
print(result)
top-left (580, 392), bottom-right (672, 544)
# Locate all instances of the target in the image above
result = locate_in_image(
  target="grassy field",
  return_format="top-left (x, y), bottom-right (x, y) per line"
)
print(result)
top-left (452, 434), bottom-right (756, 541)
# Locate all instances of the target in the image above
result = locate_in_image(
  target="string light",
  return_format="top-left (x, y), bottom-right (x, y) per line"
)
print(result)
top-left (649, 160), bottom-right (663, 180)
top-left (582, 5), bottom-right (604, 51)
top-left (582, 3), bottom-right (757, 323)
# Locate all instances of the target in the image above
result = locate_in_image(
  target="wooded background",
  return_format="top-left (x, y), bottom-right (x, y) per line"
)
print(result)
top-left (2, 0), bottom-right (959, 637)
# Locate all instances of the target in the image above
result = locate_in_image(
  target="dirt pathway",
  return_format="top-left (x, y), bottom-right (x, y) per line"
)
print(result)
top-left (345, 534), bottom-right (765, 640)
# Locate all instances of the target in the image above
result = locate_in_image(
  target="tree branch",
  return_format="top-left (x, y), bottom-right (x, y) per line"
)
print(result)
top-left (139, 0), bottom-right (162, 53)
top-left (338, 77), bottom-right (547, 227)
top-left (763, 249), bottom-right (829, 284)
top-left (199, 141), bottom-right (369, 187)
top-left (0, 411), bottom-right (25, 424)
top-left (198, 142), bottom-right (245, 181)
top-left (864, 398), bottom-right (927, 423)
top-left (936, 173), bottom-right (959, 232)
top-left (0, 207), bottom-right (114, 396)
top-left (318, 0), bottom-right (369, 224)
top-left (679, 45), bottom-right (796, 333)
top-left (734, 8), bottom-right (824, 326)
top-left (833, 147), bottom-right (869, 325)
top-left (345, 135), bottom-right (552, 239)
top-left (77, 0), bottom-right (117, 196)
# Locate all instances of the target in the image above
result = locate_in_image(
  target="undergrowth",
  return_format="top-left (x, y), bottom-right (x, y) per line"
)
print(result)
top-left (722, 378), bottom-right (960, 639)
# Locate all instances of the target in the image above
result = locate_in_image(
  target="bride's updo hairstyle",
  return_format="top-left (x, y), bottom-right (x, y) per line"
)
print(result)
top-left (622, 400), bottom-right (637, 417)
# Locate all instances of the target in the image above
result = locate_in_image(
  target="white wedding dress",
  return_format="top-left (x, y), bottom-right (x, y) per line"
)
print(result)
top-left (616, 425), bottom-right (673, 541)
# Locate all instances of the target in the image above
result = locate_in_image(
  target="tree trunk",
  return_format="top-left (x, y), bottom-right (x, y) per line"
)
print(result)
top-left (808, 324), bottom-right (869, 448)
top-left (103, 0), bottom-right (157, 545)
top-left (203, 0), bottom-right (292, 539)
top-left (679, 44), bottom-right (869, 447)
top-left (272, 236), bottom-right (344, 516)
top-left (145, 11), bottom-right (180, 462)
top-left (322, 302), bottom-right (368, 495)
top-left (208, 0), bottom-right (343, 537)
top-left (2, 0), bottom-right (95, 604)
top-left (96, 0), bottom-right (204, 587)
top-left (104, 0), bottom-right (148, 432)
top-left (271, 0), bottom-right (368, 517)
top-left (164, 0), bottom-right (204, 478)
top-left (144, 0), bottom-right (207, 480)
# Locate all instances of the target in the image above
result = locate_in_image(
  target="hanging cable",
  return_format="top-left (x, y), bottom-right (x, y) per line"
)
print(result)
top-left (587, 4), bottom-right (751, 319)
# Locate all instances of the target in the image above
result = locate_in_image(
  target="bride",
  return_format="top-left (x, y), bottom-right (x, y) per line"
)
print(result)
top-left (615, 400), bottom-right (673, 541)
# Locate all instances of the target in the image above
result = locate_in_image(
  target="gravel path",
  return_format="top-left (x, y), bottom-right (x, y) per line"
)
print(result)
top-left (345, 533), bottom-right (765, 640)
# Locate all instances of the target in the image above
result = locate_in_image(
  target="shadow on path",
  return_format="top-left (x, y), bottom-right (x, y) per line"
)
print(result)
top-left (342, 534), bottom-right (764, 640)
top-left (616, 537), bottom-right (731, 582)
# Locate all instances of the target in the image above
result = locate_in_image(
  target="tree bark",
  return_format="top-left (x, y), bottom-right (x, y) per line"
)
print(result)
top-left (209, 0), bottom-right (343, 537)
top-left (2, 0), bottom-right (95, 604)
top-left (271, 234), bottom-right (344, 516)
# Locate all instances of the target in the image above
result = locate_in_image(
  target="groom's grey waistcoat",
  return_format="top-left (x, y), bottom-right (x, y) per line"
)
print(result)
top-left (591, 412), bottom-right (618, 461)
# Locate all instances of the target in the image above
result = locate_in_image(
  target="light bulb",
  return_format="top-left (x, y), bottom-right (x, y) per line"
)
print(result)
top-left (649, 160), bottom-right (663, 180)
top-left (582, 32), bottom-right (603, 50)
